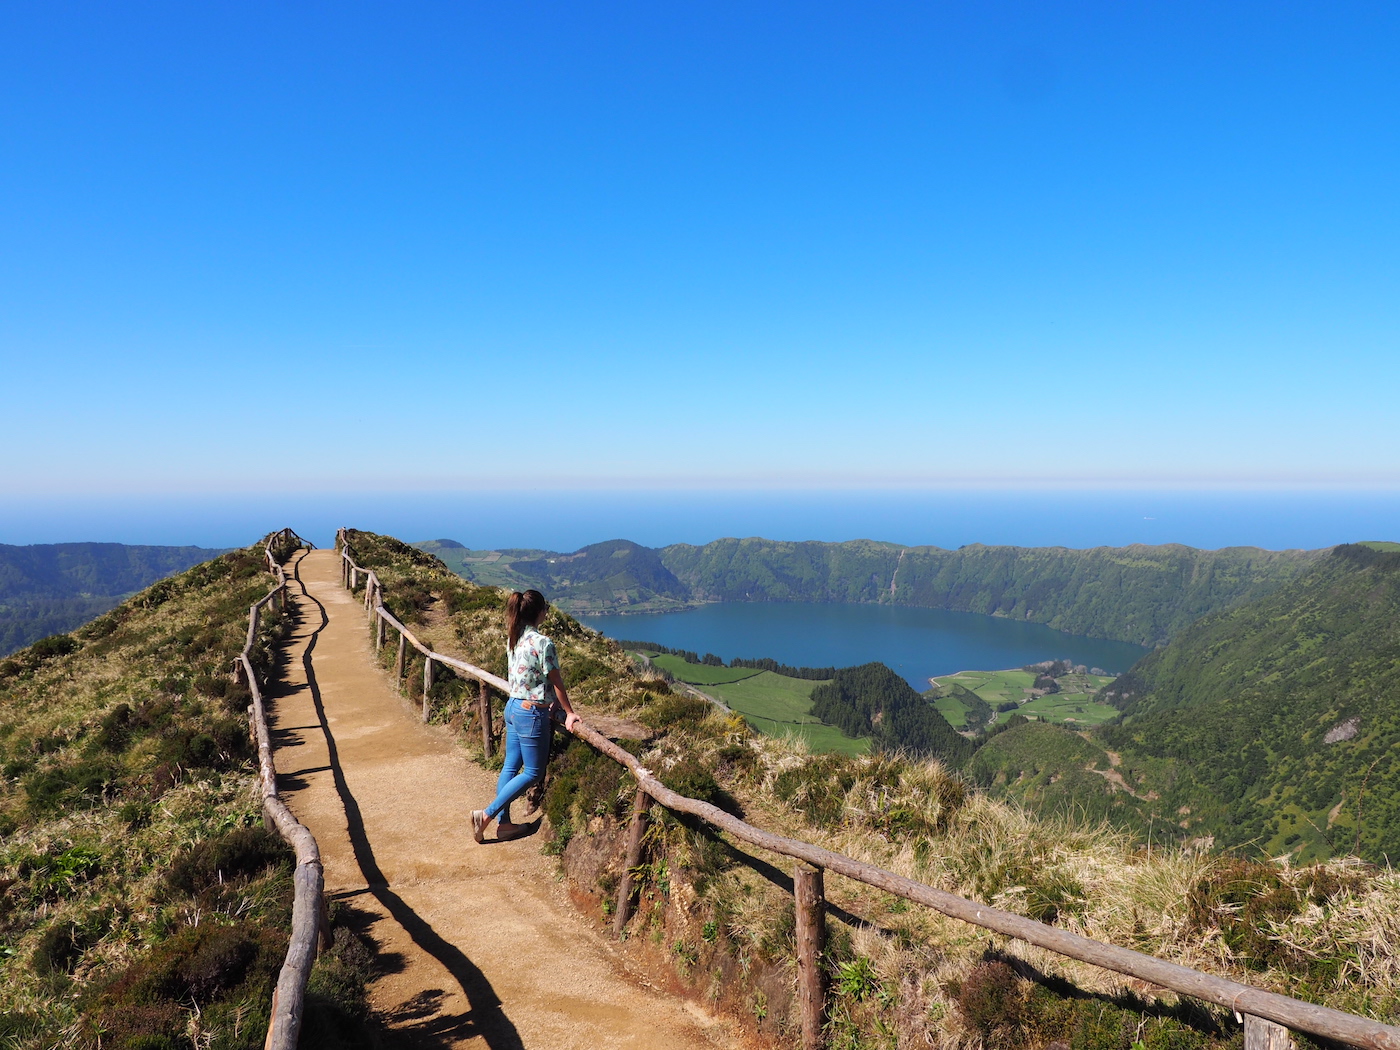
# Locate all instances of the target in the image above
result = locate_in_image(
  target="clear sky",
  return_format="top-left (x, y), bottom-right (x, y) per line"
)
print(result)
top-left (2, 2), bottom-right (1398, 507)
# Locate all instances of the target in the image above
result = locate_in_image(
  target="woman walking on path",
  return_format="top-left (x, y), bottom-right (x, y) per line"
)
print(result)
top-left (473, 589), bottom-right (580, 842)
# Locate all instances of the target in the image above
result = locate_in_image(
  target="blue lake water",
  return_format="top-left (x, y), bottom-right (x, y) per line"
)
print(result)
top-left (578, 602), bottom-right (1150, 689)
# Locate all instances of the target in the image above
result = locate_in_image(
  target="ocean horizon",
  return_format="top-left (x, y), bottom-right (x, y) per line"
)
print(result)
top-left (2, 487), bottom-right (1397, 553)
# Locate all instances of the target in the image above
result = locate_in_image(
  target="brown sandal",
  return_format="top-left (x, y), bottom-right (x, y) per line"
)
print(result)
top-left (471, 810), bottom-right (488, 844)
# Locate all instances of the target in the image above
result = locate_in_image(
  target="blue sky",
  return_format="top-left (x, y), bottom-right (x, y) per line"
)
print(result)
top-left (2, 2), bottom-right (1398, 513)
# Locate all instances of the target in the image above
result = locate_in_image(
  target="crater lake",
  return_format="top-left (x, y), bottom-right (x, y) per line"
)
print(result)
top-left (578, 602), bottom-right (1150, 688)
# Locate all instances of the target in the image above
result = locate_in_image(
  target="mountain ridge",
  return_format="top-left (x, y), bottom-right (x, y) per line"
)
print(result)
top-left (0, 541), bottom-right (232, 654)
top-left (420, 536), bottom-right (1322, 647)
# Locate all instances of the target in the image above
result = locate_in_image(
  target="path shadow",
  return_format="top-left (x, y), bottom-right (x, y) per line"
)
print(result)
top-left (283, 554), bottom-right (526, 1050)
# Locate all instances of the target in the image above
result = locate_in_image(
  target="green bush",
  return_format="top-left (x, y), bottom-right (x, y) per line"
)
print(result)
top-left (773, 753), bottom-right (857, 827)
top-left (166, 827), bottom-right (292, 898)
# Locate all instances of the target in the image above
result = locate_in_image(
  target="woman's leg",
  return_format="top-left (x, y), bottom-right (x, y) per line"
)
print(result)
top-left (487, 708), bottom-right (524, 824)
top-left (484, 707), bottom-right (548, 823)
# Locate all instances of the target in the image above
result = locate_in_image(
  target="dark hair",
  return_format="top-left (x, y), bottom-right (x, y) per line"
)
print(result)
top-left (506, 590), bottom-right (548, 651)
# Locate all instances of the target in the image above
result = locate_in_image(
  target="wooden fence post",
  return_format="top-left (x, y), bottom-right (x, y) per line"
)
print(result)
top-left (395, 631), bottom-right (406, 679)
top-left (1246, 1016), bottom-right (1294, 1050)
top-left (612, 789), bottom-right (652, 937)
top-left (795, 862), bottom-right (828, 1050)
top-left (422, 657), bottom-right (434, 721)
top-left (478, 680), bottom-right (494, 758)
top-left (375, 610), bottom-right (385, 651)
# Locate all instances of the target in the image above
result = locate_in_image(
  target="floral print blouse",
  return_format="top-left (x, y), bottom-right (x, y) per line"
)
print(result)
top-left (508, 627), bottom-right (559, 703)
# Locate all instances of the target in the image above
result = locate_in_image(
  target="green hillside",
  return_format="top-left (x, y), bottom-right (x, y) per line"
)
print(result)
top-left (974, 543), bottom-right (1400, 863)
top-left (968, 720), bottom-right (1174, 835)
top-left (420, 538), bottom-right (693, 612)
top-left (811, 662), bottom-right (973, 763)
top-left (0, 541), bottom-right (371, 1049)
top-left (426, 535), bottom-right (1319, 646)
top-left (0, 542), bottom-right (229, 655)
top-left (1095, 543), bottom-right (1400, 863)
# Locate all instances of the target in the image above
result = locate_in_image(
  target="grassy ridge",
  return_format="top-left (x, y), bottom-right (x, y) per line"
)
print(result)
top-left (0, 543), bottom-right (373, 1050)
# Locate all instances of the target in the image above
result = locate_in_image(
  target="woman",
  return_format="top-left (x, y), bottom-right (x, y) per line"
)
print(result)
top-left (472, 589), bottom-right (580, 842)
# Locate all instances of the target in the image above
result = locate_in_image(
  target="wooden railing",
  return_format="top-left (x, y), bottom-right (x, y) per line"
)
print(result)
top-left (236, 527), bottom-right (327, 1050)
top-left (336, 529), bottom-right (1400, 1050)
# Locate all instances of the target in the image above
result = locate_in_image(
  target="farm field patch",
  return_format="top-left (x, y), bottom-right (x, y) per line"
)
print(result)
top-left (648, 653), bottom-right (763, 684)
top-left (930, 669), bottom-right (1118, 727)
top-left (706, 672), bottom-right (869, 755)
top-left (639, 649), bottom-right (868, 754)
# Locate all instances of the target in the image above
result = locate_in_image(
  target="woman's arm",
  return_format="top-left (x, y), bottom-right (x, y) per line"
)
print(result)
top-left (547, 667), bottom-right (580, 732)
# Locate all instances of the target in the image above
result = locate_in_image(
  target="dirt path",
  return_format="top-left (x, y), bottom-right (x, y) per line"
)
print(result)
top-left (268, 549), bottom-right (736, 1050)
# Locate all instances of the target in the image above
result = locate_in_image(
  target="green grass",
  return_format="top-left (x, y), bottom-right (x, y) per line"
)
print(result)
top-left (643, 652), bottom-right (867, 753)
top-left (933, 669), bottom-right (1035, 707)
top-left (934, 693), bottom-right (971, 728)
top-left (1018, 691), bottom-right (1121, 726)
top-left (703, 671), bottom-right (870, 755)
top-left (649, 653), bottom-right (764, 684)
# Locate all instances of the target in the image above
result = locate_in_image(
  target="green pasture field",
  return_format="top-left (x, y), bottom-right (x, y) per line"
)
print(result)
top-left (648, 653), bottom-right (764, 684)
top-left (931, 669), bottom-right (1119, 727)
top-left (703, 671), bottom-right (870, 756)
top-left (1017, 691), bottom-right (1120, 726)
top-left (933, 669), bottom-right (1036, 706)
top-left (933, 693), bottom-right (972, 729)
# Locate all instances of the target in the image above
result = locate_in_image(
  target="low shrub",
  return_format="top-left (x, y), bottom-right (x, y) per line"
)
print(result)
top-left (166, 827), bottom-right (292, 898)
top-left (638, 693), bottom-right (711, 732)
top-left (773, 753), bottom-right (857, 827)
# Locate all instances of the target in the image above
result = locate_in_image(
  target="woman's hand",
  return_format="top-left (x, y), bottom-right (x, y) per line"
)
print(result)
top-left (564, 711), bottom-right (581, 733)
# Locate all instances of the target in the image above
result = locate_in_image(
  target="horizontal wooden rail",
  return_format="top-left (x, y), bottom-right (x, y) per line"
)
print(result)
top-left (240, 528), bottom-right (325, 1050)
top-left (335, 529), bottom-right (1400, 1050)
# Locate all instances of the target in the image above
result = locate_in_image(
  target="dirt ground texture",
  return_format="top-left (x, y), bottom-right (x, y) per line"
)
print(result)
top-left (270, 548), bottom-right (738, 1050)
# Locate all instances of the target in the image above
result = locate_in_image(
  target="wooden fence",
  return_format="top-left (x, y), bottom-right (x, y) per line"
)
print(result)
top-left (237, 528), bottom-right (327, 1050)
top-left (336, 530), bottom-right (1400, 1050)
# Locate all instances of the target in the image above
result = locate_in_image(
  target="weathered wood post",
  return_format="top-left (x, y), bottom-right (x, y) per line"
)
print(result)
top-left (612, 788), bottom-right (652, 937)
top-left (375, 608), bottom-right (385, 651)
top-left (422, 657), bottom-right (434, 721)
top-left (795, 862), bottom-right (828, 1050)
top-left (478, 680), bottom-right (494, 758)
top-left (395, 631), bottom-right (406, 679)
top-left (1245, 1016), bottom-right (1294, 1050)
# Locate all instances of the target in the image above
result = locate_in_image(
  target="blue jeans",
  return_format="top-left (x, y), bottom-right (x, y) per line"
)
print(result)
top-left (485, 698), bottom-right (551, 823)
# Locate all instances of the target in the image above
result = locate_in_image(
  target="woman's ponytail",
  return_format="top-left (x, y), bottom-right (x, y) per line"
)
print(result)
top-left (506, 589), bottom-right (548, 650)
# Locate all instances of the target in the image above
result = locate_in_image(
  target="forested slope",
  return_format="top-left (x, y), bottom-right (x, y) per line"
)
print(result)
top-left (1097, 543), bottom-right (1400, 863)
top-left (0, 542), bottom-right (228, 655)
top-left (971, 543), bottom-right (1400, 864)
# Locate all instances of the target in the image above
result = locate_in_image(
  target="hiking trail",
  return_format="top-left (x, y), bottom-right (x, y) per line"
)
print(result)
top-left (267, 549), bottom-right (737, 1049)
